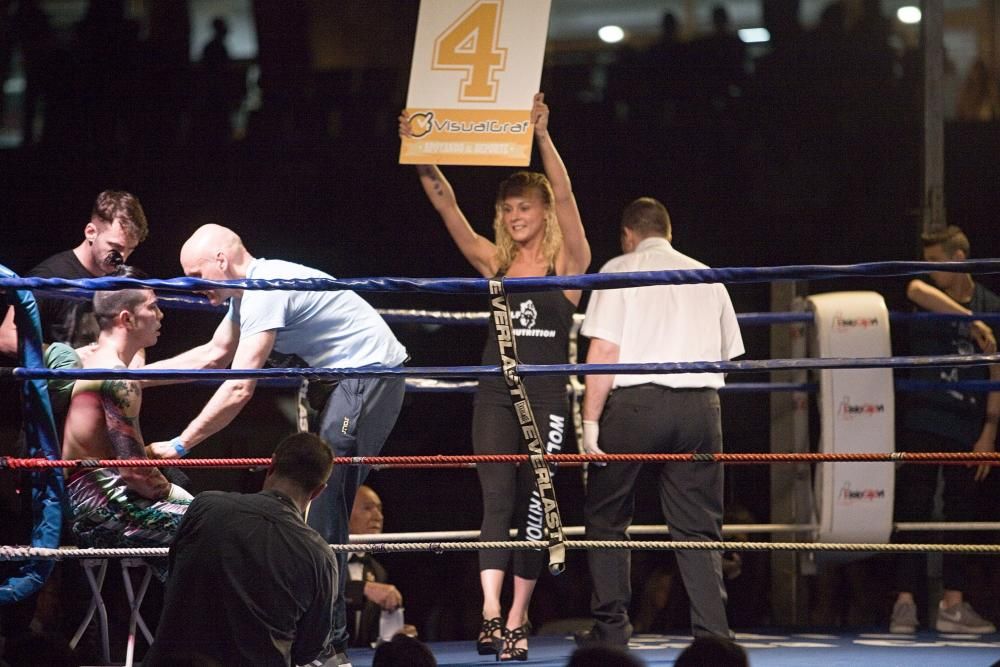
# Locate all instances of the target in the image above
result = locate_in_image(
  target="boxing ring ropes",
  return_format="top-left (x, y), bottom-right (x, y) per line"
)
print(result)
top-left (3, 259), bottom-right (1000, 660)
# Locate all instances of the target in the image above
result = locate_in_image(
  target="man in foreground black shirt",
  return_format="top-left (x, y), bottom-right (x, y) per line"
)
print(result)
top-left (145, 432), bottom-right (338, 667)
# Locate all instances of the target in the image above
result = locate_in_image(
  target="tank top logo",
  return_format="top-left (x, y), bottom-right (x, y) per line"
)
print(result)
top-left (512, 299), bottom-right (556, 338)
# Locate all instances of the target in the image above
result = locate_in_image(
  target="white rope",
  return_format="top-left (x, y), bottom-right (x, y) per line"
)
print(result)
top-left (350, 521), bottom-right (1000, 543)
top-left (349, 523), bottom-right (820, 543)
top-left (377, 309), bottom-right (585, 325)
top-left (6, 539), bottom-right (1000, 561)
top-left (894, 521), bottom-right (1000, 532)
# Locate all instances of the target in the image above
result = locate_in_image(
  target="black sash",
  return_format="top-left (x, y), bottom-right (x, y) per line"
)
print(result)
top-left (488, 278), bottom-right (566, 574)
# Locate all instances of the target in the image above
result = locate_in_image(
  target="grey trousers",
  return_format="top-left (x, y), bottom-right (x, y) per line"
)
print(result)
top-left (306, 375), bottom-right (405, 649)
top-left (584, 384), bottom-right (730, 640)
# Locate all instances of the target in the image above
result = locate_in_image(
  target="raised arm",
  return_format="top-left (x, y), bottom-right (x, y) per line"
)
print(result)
top-left (100, 378), bottom-right (171, 500)
top-left (533, 93), bottom-right (590, 277)
top-left (399, 112), bottom-right (498, 277)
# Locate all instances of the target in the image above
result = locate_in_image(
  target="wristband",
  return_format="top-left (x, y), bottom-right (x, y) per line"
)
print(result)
top-left (170, 436), bottom-right (189, 457)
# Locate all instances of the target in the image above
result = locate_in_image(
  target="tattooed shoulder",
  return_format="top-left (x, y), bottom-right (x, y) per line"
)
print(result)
top-left (102, 379), bottom-right (141, 413)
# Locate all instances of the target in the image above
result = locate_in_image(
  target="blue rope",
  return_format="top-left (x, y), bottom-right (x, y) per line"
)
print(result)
top-left (893, 312), bottom-right (1000, 324)
top-left (6, 353), bottom-right (998, 382)
top-left (895, 379), bottom-right (1000, 392)
top-left (22, 290), bottom-right (1000, 327)
top-left (229, 379), bottom-right (1000, 394)
top-left (0, 265), bottom-right (62, 605)
top-left (3, 259), bottom-right (1000, 294)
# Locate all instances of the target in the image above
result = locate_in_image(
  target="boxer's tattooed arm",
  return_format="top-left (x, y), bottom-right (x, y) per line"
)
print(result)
top-left (101, 379), bottom-right (146, 460)
top-left (101, 377), bottom-right (170, 498)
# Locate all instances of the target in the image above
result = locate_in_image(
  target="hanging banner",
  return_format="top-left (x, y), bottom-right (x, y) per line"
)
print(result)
top-left (400, 0), bottom-right (552, 166)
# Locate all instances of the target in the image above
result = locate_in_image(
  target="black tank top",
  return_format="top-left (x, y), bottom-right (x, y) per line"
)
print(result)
top-left (477, 270), bottom-right (576, 406)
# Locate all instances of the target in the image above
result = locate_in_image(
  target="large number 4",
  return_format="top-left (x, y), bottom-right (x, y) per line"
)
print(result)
top-left (433, 0), bottom-right (508, 103)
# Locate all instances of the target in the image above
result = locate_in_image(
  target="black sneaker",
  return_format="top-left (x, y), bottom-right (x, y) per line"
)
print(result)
top-left (574, 628), bottom-right (629, 648)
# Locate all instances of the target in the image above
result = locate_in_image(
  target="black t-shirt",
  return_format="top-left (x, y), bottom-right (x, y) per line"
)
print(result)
top-left (478, 283), bottom-right (577, 407)
top-left (144, 490), bottom-right (337, 667)
top-left (27, 250), bottom-right (100, 347)
top-left (903, 279), bottom-right (1000, 444)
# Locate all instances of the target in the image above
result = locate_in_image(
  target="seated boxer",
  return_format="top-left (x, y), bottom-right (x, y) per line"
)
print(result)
top-left (62, 272), bottom-right (191, 579)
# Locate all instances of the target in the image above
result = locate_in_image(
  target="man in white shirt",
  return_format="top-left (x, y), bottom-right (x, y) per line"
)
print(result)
top-left (144, 224), bottom-right (408, 666)
top-left (576, 198), bottom-right (744, 645)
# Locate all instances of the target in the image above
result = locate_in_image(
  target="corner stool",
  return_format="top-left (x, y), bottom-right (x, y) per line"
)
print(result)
top-left (68, 558), bottom-right (154, 667)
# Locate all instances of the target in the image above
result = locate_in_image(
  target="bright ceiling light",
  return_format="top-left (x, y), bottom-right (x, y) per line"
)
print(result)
top-left (598, 25), bottom-right (625, 44)
top-left (737, 28), bottom-right (771, 44)
top-left (897, 6), bottom-right (921, 23)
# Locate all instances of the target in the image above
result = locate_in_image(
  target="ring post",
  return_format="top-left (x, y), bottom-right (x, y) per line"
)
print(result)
top-left (808, 292), bottom-right (895, 556)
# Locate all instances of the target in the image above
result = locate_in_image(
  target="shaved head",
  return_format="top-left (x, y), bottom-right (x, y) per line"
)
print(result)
top-left (180, 224), bottom-right (244, 272)
top-left (179, 224), bottom-right (252, 304)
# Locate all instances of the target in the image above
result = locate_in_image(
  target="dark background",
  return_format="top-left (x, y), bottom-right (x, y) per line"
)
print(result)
top-left (1, 0), bottom-right (1000, 648)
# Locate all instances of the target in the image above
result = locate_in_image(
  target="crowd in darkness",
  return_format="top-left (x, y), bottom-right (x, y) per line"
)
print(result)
top-left (0, 0), bottom-right (246, 149)
top-left (1, 0), bottom-right (1000, 661)
top-left (2, 0), bottom-right (998, 156)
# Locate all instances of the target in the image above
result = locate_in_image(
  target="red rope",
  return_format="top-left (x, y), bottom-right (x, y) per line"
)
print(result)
top-left (3, 452), bottom-right (1000, 469)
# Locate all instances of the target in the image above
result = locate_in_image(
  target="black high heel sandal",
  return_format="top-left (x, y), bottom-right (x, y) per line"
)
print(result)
top-left (499, 622), bottom-right (531, 662)
top-left (477, 616), bottom-right (504, 655)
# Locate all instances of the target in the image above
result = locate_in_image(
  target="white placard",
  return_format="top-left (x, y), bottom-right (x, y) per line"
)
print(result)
top-left (400, 0), bottom-right (552, 166)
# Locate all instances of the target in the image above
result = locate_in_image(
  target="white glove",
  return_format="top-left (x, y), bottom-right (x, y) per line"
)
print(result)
top-left (582, 420), bottom-right (606, 465)
top-left (166, 483), bottom-right (194, 502)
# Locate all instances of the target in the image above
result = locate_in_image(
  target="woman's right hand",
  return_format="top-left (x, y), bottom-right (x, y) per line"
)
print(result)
top-left (398, 112), bottom-right (413, 139)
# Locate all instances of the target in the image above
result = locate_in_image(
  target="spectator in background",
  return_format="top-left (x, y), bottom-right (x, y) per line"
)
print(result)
top-left (890, 225), bottom-right (999, 634)
top-left (9, 0), bottom-right (54, 145)
top-left (347, 485), bottom-right (417, 647)
top-left (192, 16), bottom-right (245, 147)
top-left (691, 6), bottom-right (747, 114)
top-left (956, 59), bottom-right (1000, 122)
top-left (201, 16), bottom-right (231, 66)
top-left (644, 12), bottom-right (693, 126)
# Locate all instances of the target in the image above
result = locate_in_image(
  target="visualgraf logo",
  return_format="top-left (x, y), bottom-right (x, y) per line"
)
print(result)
top-left (838, 396), bottom-right (886, 420)
top-left (833, 312), bottom-right (880, 332)
top-left (838, 482), bottom-right (886, 505)
top-left (407, 111), bottom-right (434, 138)
top-left (405, 111), bottom-right (531, 139)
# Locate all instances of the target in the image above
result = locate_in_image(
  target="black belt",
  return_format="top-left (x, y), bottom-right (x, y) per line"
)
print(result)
top-left (306, 379), bottom-right (340, 412)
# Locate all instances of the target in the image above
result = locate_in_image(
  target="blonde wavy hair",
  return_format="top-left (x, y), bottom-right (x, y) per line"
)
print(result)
top-left (492, 171), bottom-right (563, 273)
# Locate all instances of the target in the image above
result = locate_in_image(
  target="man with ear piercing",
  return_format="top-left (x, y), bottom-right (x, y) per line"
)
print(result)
top-left (0, 190), bottom-right (150, 357)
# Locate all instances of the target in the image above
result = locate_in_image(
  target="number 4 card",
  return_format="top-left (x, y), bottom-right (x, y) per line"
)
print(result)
top-left (400, 0), bottom-right (552, 167)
